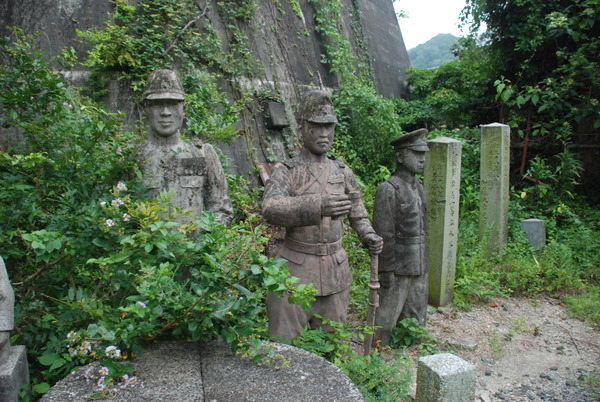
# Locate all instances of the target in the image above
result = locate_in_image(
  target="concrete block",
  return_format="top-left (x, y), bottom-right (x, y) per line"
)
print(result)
top-left (0, 345), bottom-right (30, 402)
top-left (416, 353), bottom-right (476, 402)
top-left (520, 219), bottom-right (546, 249)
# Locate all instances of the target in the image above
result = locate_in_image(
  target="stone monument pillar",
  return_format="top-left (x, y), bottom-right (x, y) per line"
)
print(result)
top-left (479, 123), bottom-right (510, 256)
top-left (0, 257), bottom-right (30, 401)
top-left (424, 137), bottom-right (462, 307)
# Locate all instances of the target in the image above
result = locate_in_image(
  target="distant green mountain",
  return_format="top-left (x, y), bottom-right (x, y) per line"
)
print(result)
top-left (408, 33), bottom-right (459, 69)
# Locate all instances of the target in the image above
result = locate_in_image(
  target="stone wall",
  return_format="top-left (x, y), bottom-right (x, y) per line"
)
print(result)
top-left (0, 0), bottom-right (410, 179)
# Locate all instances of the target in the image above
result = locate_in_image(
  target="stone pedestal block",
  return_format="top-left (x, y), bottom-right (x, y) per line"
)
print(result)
top-left (424, 137), bottom-right (462, 307)
top-left (416, 353), bottom-right (476, 402)
top-left (479, 123), bottom-right (510, 257)
top-left (520, 219), bottom-right (546, 250)
top-left (0, 345), bottom-right (30, 402)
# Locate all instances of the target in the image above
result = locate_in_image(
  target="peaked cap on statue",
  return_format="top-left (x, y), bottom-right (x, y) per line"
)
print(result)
top-left (142, 69), bottom-right (185, 101)
top-left (299, 90), bottom-right (338, 124)
top-left (390, 128), bottom-right (429, 152)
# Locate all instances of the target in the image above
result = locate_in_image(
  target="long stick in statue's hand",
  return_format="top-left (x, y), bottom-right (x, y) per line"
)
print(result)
top-left (363, 252), bottom-right (380, 356)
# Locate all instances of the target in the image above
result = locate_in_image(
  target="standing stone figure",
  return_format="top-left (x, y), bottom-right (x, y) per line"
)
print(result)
top-left (262, 90), bottom-right (383, 341)
top-left (1, 256), bottom-right (29, 402)
top-left (0, 256), bottom-right (14, 359)
top-left (373, 128), bottom-right (430, 346)
top-left (137, 69), bottom-right (233, 227)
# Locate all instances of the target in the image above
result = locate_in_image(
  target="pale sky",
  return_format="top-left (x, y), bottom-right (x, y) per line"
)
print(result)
top-left (394, 0), bottom-right (468, 50)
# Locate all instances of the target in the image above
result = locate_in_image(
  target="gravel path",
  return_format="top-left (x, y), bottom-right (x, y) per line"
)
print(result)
top-left (418, 297), bottom-right (600, 401)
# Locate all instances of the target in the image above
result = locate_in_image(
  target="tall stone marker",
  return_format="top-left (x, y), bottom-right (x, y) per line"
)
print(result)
top-left (479, 123), bottom-right (510, 256)
top-left (424, 137), bottom-right (462, 307)
top-left (1, 257), bottom-right (30, 402)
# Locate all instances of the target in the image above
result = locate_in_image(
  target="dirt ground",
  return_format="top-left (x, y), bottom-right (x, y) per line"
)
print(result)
top-left (398, 296), bottom-right (600, 401)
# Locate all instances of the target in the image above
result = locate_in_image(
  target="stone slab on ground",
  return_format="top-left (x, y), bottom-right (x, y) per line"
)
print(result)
top-left (41, 341), bottom-right (203, 401)
top-left (201, 339), bottom-right (364, 401)
top-left (0, 345), bottom-right (30, 402)
top-left (41, 339), bottom-right (362, 401)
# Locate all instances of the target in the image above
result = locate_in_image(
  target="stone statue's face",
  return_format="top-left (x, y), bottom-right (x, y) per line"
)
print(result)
top-left (398, 148), bottom-right (426, 175)
top-left (146, 99), bottom-right (184, 137)
top-left (302, 121), bottom-right (335, 155)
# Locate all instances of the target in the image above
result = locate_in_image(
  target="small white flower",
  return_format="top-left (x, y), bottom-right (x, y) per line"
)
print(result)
top-left (116, 181), bottom-right (128, 192)
top-left (80, 341), bottom-right (92, 353)
top-left (122, 213), bottom-right (130, 222)
top-left (105, 219), bottom-right (116, 227)
top-left (98, 366), bottom-right (110, 377)
top-left (136, 301), bottom-right (147, 309)
top-left (105, 345), bottom-right (121, 358)
top-left (100, 201), bottom-right (107, 207)
top-left (111, 198), bottom-right (124, 207)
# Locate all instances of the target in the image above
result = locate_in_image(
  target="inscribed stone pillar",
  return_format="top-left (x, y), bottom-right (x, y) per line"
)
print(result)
top-left (479, 123), bottom-right (510, 256)
top-left (424, 137), bottom-right (462, 307)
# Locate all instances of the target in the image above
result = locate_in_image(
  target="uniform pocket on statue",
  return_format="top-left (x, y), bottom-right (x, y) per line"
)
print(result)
top-left (279, 247), bottom-right (306, 265)
top-left (180, 176), bottom-right (202, 188)
top-left (334, 248), bottom-right (348, 265)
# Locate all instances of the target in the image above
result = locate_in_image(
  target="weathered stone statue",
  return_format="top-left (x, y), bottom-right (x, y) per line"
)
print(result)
top-left (0, 257), bottom-right (14, 359)
top-left (373, 128), bottom-right (430, 346)
top-left (137, 69), bottom-right (233, 227)
top-left (1, 256), bottom-right (30, 401)
top-left (262, 90), bottom-right (383, 341)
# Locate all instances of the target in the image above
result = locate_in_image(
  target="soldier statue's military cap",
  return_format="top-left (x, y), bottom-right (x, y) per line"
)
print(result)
top-left (300, 90), bottom-right (338, 124)
top-left (390, 128), bottom-right (429, 151)
top-left (142, 69), bottom-right (185, 101)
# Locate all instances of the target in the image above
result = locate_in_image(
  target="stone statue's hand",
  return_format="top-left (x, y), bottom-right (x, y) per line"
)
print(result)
top-left (363, 232), bottom-right (383, 255)
top-left (321, 194), bottom-right (352, 217)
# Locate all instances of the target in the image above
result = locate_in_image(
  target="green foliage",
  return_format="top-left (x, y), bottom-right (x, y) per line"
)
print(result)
top-left (397, 38), bottom-right (496, 131)
top-left (78, 0), bottom-right (258, 106)
top-left (309, 0), bottom-right (403, 179)
top-left (463, 0), bottom-right (600, 170)
top-left (389, 318), bottom-right (438, 355)
top-left (407, 33), bottom-right (458, 69)
top-left (292, 317), bottom-right (412, 401)
top-left (332, 84), bottom-right (401, 178)
top-left (565, 285), bottom-right (600, 326)
top-left (292, 317), bottom-right (359, 362)
top-left (0, 32), bottom-right (315, 397)
top-left (339, 351), bottom-right (412, 402)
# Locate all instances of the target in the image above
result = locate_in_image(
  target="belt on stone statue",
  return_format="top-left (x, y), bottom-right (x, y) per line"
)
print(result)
top-left (395, 235), bottom-right (425, 245)
top-left (284, 237), bottom-right (343, 256)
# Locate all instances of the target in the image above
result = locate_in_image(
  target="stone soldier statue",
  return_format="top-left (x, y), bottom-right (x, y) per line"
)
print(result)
top-left (373, 128), bottom-right (429, 346)
top-left (137, 69), bottom-right (233, 227)
top-left (0, 256), bottom-right (14, 360)
top-left (0, 256), bottom-right (30, 401)
top-left (262, 90), bottom-right (383, 341)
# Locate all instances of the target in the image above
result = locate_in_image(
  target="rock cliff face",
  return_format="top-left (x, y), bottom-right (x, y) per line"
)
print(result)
top-left (0, 0), bottom-right (410, 178)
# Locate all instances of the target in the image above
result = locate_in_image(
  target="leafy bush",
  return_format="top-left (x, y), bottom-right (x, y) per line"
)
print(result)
top-left (389, 318), bottom-right (438, 355)
top-left (291, 317), bottom-right (413, 402)
top-left (0, 31), bottom-right (315, 397)
top-left (339, 351), bottom-right (412, 402)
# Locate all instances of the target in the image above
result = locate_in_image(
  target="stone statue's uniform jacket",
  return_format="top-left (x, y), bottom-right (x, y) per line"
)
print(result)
top-left (262, 155), bottom-right (374, 296)
top-left (139, 138), bottom-right (233, 227)
top-left (373, 174), bottom-right (428, 276)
